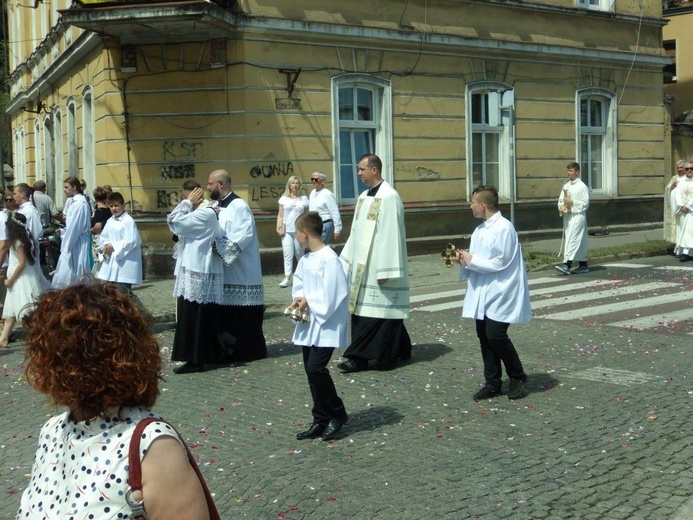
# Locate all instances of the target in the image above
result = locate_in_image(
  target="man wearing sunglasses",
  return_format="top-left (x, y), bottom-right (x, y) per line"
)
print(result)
top-left (308, 172), bottom-right (342, 245)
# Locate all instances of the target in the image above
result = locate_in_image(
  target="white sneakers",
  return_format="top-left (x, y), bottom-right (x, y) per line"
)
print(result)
top-left (279, 276), bottom-right (292, 288)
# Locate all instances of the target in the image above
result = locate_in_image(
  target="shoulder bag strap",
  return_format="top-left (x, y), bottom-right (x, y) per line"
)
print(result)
top-left (128, 417), bottom-right (221, 520)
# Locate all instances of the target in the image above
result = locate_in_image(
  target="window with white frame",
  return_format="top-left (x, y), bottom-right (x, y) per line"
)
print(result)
top-left (43, 115), bottom-right (56, 201)
top-left (576, 89), bottom-right (617, 196)
top-left (14, 128), bottom-right (26, 184)
top-left (332, 74), bottom-right (392, 204)
top-left (466, 83), bottom-right (515, 201)
top-left (67, 98), bottom-right (78, 177)
top-left (82, 87), bottom-right (95, 191)
top-left (577, 0), bottom-right (614, 12)
top-left (54, 108), bottom-right (65, 206)
top-left (35, 119), bottom-right (43, 181)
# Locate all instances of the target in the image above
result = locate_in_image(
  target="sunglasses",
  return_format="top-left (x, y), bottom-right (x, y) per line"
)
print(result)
top-left (311, 178), bottom-right (320, 182)
top-left (685, 168), bottom-right (693, 171)
top-left (4, 198), bottom-right (12, 201)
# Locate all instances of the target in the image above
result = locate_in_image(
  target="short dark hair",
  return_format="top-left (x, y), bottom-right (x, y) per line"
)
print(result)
top-left (295, 211), bottom-right (323, 238)
top-left (33, 180), bottom-right (47, 192)
top-left (359, 153), bottom-right (382, 173)
top-left (567, 162), bottom-right (580, 171)
top-left (472, 185), bottom-right (499, 211)
top-left (15, 183), bottom-right (33, 197)
top-left (107, 192), bottom-right (125, 205)
top-left (182, 180), bottom-right (201, 192)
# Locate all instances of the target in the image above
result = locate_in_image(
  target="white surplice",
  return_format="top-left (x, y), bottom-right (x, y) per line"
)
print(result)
top-left (461, 211), bottom-right (532, 324)
top-left (339, 181), bottom-right (409, 319)
top-left (292, 246), bottom-right (349, 349)
top-left (558, 178), bottom-right (590, 262)
top-left (52, 194), bottom-right (92, 288)
top-left (167, 200), bottom-right (224, 304)
top-left (215, 196), bottom-right (264, 306)
top-left (95, 211), bottom-right (143, 285)
top-left (674, 175), bottom-right (693, 254)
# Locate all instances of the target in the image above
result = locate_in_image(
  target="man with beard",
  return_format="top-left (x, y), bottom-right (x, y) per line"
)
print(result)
top-left (207, 169), bottom-right (267, 362)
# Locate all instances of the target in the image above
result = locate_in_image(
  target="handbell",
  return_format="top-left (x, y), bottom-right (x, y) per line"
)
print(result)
top-left (441, 243), bottom-right (456, 268)
top-left (284, 304), bottom-right (310, 323)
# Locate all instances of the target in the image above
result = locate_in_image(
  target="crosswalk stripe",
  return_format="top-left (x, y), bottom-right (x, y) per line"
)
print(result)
top-left (529, 279), bottom-right (620, 297)
top-left (539, 292), bottom-right (684, 321)
top-left (602, 263), bottom-right (652, 269)
top-left (654, 266), bottom-right (693, 271)
top-left (411, 276), bottom-right (569, 305)
top-left (531, 282), bottom-right (679, 310)
top-left (611, 309), bottom-right (693, 330)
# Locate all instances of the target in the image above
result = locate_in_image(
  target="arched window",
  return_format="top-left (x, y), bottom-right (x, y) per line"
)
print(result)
top-left (82, 86), bottom-right (95, 192)
top-left (67, 97), bottom-right (78, 177)
top-left (43, 115), bottom-right (56, 200)
top-left (54, 108), bottom-right (65, 207)
top-left (332, 74), bottom-right (392, 204)
top-left (576, 88), bottom-right (617, 196)
top-left (35, 119), bottom-right (43, 181)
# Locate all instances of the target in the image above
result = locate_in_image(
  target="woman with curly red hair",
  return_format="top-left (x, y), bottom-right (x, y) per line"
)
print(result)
top-left (17, 281), bottom-right (213, 519)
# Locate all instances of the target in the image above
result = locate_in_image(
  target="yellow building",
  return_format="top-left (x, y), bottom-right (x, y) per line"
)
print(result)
top-left (6, 0), bottom-right (669, 271)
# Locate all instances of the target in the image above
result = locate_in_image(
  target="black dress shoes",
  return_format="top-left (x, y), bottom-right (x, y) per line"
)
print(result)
top-left (322, 417), bottom-right (348, 441)
top-left (173, 362), bottom-right (206, 374)
top-left (336, 358), bottom-right (368, 373)
top-left (296, 423), bottom-right (326, 440)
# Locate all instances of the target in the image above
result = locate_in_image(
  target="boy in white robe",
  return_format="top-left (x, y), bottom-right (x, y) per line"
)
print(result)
top-left (555, 162), bottom-right (590, 275)
top-left (291, 212), bottom-right (349, 442)
top-left (457, 185), bottom-right (531, 401)
top-left (96, 192), bottom-right (143, 289)
top-left (674, 166), bottom-right (693, 261)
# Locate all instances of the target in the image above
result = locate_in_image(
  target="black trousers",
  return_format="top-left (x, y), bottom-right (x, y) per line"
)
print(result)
top-left (302, 346), bottom-right (347, 426)
top-left (475, 316), bottom-right (526, 389)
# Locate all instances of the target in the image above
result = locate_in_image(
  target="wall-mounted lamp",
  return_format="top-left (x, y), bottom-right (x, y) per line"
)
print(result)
top-left (279, 68), bottom-right (301, 98)
top-left (23, 101), bottom-right (51, 115)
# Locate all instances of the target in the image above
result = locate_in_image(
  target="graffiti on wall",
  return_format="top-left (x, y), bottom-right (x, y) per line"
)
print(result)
top-left (163, 141), bottom-right (204, 160)
top-left (161, 163), bottom-right (195, 180)
top-left (250, 186), bottom-right (285, 201)
top-left (249, 161), bottom-right (293, 179)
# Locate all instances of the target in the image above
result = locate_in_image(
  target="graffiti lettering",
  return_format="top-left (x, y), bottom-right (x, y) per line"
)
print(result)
top-left (157, 190), bottom-right (181, 209)
top-left (163, 141), bottom-right (204, 160)
top-left (249, 161), bottom-right (293, 179)
top-left (161, 164), bottom-right (195, 181)
top-left (251, 186), bottom-right (284, 201)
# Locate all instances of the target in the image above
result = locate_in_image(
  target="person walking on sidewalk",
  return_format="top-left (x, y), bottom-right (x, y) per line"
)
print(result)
top-left (555, 162), bottom-right (590, 275)
top-left (308, 172), bottom-right (342, 245)
top-left (456, 185), bottom-right (531, 401)
top-left (276, 175), bottom-right (309, 288)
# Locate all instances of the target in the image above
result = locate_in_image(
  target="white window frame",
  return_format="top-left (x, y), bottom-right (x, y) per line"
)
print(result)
top-left (82, 86), bottom-right (95, 192)
top-left (465, 82), bottom-right (515, 201)
top-left (576, 88), bottom-right (617, 197)
top-left (577, 0), bottom-right (615, 12)
top-left (35, 119), bottom-right (43, 181)
top-left (331, 74), bottom-right (392, 205)
top-left (67, 97), bottom-right (78, 178)
top-left (14, 128), bottom-right (26, 184)
top-left (54, 107), bottom-right (65, 208)
top-left (43, 115), bottom-right (56, 201)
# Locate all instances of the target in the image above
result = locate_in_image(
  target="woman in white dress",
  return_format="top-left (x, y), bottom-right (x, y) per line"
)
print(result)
top-left (276, 175), bottom-right (309, 287)
top-left (0, 213), bottom-right (50, 348)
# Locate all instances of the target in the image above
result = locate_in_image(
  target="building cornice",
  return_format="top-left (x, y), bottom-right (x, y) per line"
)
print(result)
top-left (6, 32), bottom-right (103, 116)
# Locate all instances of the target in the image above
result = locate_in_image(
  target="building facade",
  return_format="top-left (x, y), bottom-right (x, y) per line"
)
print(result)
top-left (6, 0), bottom-right (670, 267)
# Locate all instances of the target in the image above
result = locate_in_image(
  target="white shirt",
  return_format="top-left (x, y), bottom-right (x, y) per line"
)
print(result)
top-left (278, 195), bottom-right (309, 233)
top-left (292, 246), bottom-right (349, 348)
top-left (461, 211), bottom-right (532, 324)
top-left (557, 178), bottom-right (590, 215)
top-left (309, 188), bottom-right (342, 233)
top-left (96, 211), bottom-right (143, 285)
top-left (18, 201), bottom-right (43, 247)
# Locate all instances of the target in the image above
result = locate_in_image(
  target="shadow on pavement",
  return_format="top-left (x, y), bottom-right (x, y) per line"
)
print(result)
top-left (346, 405), bottom-right (405, 434)
top-left (409, 343), bottom-right (454, 363)
top-left (525, 373), bottom-right (560, 395)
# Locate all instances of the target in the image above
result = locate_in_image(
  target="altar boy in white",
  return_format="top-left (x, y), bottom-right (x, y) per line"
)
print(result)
top-left (95, 192), bottom-right (143, 290)
top-left (457, 185), bottom-right (531, 401)
top-left (291, 212), bottom-right (349, 442)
